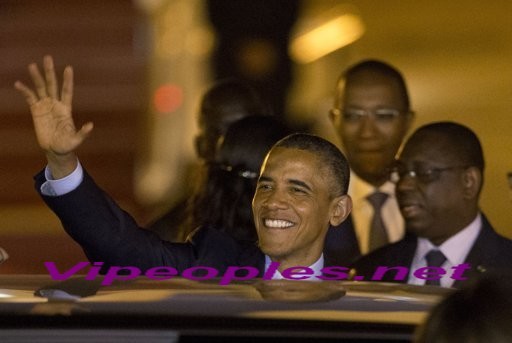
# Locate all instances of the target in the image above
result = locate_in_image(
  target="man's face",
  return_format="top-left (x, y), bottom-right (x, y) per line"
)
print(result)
top-left (395, 132), bottom-right (471, 245)
top-left (331, 75), bottom-right (411, 186)
top-left (252, 147), bottom-right (349, 268)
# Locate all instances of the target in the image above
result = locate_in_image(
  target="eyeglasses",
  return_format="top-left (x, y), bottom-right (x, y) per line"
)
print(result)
top-left (390, 164), bottom-right (470, 184)
top-left (330, 108), bottom-right (409, 124)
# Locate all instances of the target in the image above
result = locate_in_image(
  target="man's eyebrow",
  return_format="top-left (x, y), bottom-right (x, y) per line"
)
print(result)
top-left (288, 179), bottom-right (312, 192)
top-left (257, 175), bottom-right (273, 183)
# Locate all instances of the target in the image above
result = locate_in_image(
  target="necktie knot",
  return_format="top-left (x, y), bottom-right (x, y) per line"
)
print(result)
top-left (367, 192), bottom-right (388, 210)
top-left (424, 249), bottom-right (447, 286)
top-left (425, 249), bottom-right (447, 267)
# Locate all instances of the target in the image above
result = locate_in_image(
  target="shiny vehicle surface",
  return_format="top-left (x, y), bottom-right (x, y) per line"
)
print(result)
top-left (0, 275), bottom-right (452, 342)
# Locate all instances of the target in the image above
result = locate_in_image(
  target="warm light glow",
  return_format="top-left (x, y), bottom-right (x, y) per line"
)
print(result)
top-left (153, 84), bottom-right (184, 114)
top-left (290, 14), bottom-right (365, 64)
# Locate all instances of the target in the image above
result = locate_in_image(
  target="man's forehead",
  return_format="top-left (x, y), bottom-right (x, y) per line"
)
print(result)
top-left (262, 148), bottom-right (320, 172)
top-left (400, 132), bottom-right (454, 162)
top-left (260, 149), bottom-right (322, 188)
top-left (344, 79), bottom-right (404, 102)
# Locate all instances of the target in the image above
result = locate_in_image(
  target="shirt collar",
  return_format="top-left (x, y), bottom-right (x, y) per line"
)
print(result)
top-left (264, 254), bottom-right (324, 280)
top-left (417, 213), bottom-right (482, 265)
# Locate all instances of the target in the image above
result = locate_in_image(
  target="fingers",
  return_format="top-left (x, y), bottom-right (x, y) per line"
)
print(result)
top-left (18, 56), bottom-right (67, 103)
top-left (14, 81), bottom-right (38, 106)
top-left (28, 62), bottom-right (48, 99)
top-left (61, 66), bottom-right (74, 108)
top-left (44, 55), bottom-right (59, 99)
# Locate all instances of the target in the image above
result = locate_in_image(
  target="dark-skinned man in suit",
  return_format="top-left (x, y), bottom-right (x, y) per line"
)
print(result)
top-left (352, 122), bottom-right (512, 287)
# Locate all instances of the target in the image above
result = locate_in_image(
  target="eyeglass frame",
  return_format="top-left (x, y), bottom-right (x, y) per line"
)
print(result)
top-left (389, 164), bottom-right (472, 184)
top-left (329, 107), bottom-right (413, 124)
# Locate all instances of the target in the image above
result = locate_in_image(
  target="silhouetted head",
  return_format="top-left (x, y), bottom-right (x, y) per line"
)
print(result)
top-left (195, 78), bottom-right (272, 162)
top-left (192, 115), bottom-right (289, 243)
top-left (415, 273), bottom-right (512, 343)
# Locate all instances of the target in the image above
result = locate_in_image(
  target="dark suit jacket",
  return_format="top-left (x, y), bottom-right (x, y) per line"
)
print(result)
top-left (35, 170), bottom-right (265, 274)
top-left (352, 215), bottom-right (512, 288)
top-left (35, 170), bottom-right (342, 275)
top-left (324, 216), bottom-right (360, 267)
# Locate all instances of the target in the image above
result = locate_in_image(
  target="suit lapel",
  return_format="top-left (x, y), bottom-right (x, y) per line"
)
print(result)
top-left (453, 216), bottom-right (497, 287)
top-left (385, 235), bottom-right (417, 283)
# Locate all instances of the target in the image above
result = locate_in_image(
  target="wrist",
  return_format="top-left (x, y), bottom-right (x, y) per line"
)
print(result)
top-left (45, 152), bottom-right (78, 179)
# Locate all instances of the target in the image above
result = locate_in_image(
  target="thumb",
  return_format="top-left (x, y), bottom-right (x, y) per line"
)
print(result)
top-left (76, 122), bottom-right (94, 140)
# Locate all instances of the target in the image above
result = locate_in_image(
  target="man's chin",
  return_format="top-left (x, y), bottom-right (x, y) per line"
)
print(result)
top-left (405, 221), bottom-right (429, 237)
top-left (260, 246), bottom-right (286, 261)
top-left (351, 159), bottom-right (390, 179)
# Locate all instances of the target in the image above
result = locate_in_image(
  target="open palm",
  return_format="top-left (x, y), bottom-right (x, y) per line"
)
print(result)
top-left (14, 55), bottom-right (93, 156)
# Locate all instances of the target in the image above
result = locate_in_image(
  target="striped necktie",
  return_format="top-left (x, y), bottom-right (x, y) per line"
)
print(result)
top-left (367, 191), bottom-right (389, 251)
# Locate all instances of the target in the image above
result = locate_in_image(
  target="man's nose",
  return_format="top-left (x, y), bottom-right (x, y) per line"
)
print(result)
top-left (396, 171), bottom-right (418, 192)
top-left (359, 115), bottom-right (378, 137)
top-left (263, 189), bottom-right (288, 209)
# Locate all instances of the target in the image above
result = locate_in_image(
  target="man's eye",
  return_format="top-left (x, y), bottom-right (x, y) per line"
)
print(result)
top-left (291, 187), bottom-right (307, 194)
top-left (257, 184), bottom-right (272, 191)
top-left (415, 169), bottom-right (437, 182)
top-left (342, 110), bottom-right (363, 121)
top-left (375, 110), bottom-right (399, 121)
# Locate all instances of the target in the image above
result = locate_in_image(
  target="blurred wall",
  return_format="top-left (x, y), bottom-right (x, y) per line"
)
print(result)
top-left (0, 0), bottom-right (145, 273)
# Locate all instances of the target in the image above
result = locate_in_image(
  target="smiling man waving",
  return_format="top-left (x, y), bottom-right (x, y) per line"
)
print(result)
top-left (16, 56), bottom-right (352, 280)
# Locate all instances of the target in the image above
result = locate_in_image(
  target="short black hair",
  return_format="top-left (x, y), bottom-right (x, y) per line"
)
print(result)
top-left (272, 133), bottom-right (350, 197)
top-left (341, 59), bottom-right (410, 110)
top-left (413, 121), bottom-right (485, 172)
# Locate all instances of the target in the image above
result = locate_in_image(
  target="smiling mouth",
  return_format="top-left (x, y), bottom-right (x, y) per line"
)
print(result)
top-left (264, 219), bottom-right (295, 229)
top-left (400, 204), bottom-right (422, 217)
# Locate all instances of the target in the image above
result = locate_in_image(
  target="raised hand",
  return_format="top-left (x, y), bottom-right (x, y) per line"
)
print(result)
top-left (14, 55), bottom-right (93, 177)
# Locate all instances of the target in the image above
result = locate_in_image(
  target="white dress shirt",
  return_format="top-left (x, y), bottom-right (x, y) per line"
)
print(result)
top-left (348, 172), bottom-right (404, 254)
top-left (264, 254), bottom-right (324, 281)
top-left (40, 161), bottom-right (83, 196)
top-left (408, 213), bottom-right (482, 288)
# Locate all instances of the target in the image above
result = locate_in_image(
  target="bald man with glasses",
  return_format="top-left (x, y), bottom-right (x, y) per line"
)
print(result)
top-left (325, 60), bottom-right (414, 266)
top-left (351, 121), bottom-right (512, 288)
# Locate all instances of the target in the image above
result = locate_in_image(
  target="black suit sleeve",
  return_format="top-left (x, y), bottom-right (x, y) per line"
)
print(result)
top-left (34, 169), bottom-right (242, 273)
top-left (351, 237), bottom-right (417, 284)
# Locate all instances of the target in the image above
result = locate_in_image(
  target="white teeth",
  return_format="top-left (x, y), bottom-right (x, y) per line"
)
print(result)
top-left (264, 219), bottom-right (294, 228)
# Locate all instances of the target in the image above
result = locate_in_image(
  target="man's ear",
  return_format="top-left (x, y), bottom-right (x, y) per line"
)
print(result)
top-left (329, 83), bottom-right (344, 125)
top-left (330, 195), bottom-right (352, 226)
top-left (462, 167), bottom-right (482, 199)
top-left (328, 108), bottom-right (337, 124)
